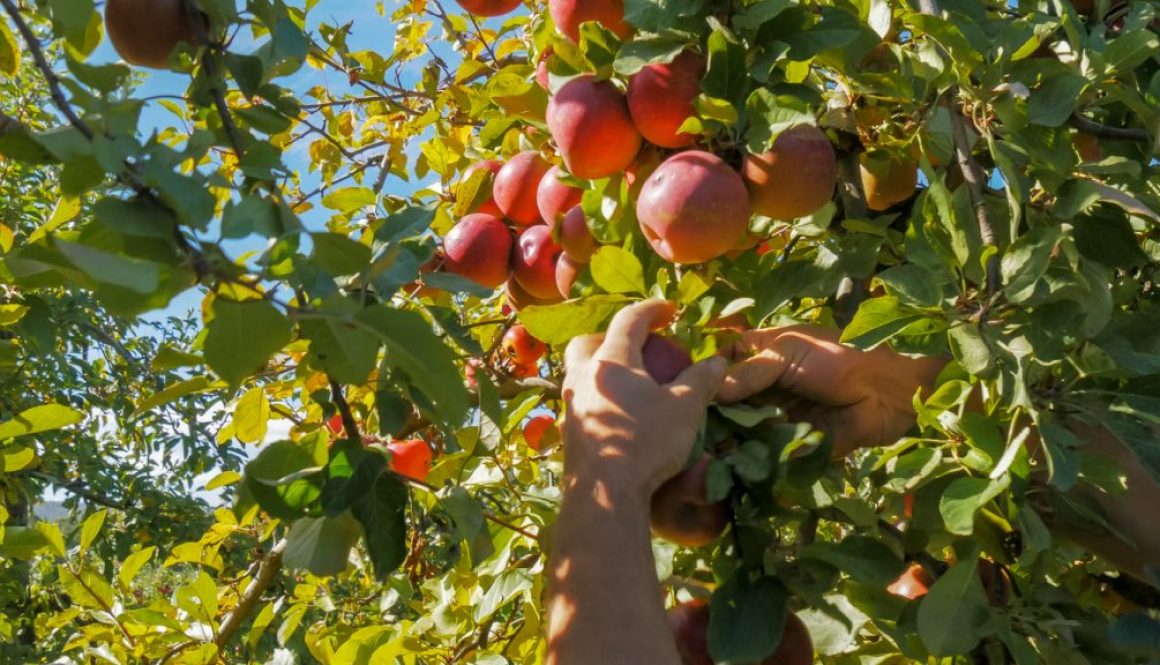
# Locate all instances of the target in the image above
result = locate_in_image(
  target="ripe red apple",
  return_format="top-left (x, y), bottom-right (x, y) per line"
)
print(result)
top-left (523, 414), bottom-right (557, 451)
top-left (536, 48), bottom-right (554, 90)
top-left (326, 413), bottom-right (344, 435)
top-left (887, 563), bottom-right (933, 600)
top-left (537, 165), bottom-right (584, 227)
top-left (650, 456), bottom-right (730, 548)
top-left (548, 0), bottom-right (632, 42)
top-left (668, 600), bottom-right (814, 665)
top-left (494, 152), bottom-right (550, 226)
top-left (512, 225), bottom-right (565, 300)
top-left (463, 160), bottom-right (505, 217)
top-left (547, 75), bottom-right (642, 179)
top-left (511, 360), bottom-right (540, 378)
top-left (105, 0), bottom-right (196, 69)
top-left (637, 151), bottom-right (751, 264)
top-left (505, 277), bottom-right (563, 311)
top-left (502, 324), bottom-right (548, 366)
top-left (558, 206), bottom-right (596, 262)
top-left (743, 125), bottom-right (837, 220)
top-left (454, 0), bottom-right (522, 17)
top-left (556, 253), bottom-right (583, 298)
top-left (388, 439), bottom-right (433, 482)
top-left (443, 214), bottom-right (513, 288)
top-left (627, 50), bottom-right (706, 149)
top-left (465, 358), bottom-right (483, 389)
top-left (626, 145), bottom-right (664, 195)
top-left (642, 334), bottom-right (693, 384)
top-left (859, 151), bottom-right (918, 212)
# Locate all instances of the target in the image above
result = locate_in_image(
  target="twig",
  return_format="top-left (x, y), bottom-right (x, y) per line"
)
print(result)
top-left (330, 379), bottom-right (362, 441)
top-left (214, 537), bottom-right (287, 649)
top-left (1069, 113), bottom-right (1150, 143)
top-left (834, 151), bottom-right (870, 326)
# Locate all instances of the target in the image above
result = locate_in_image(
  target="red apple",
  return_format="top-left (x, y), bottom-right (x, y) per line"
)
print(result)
top-left (650, 456), bottom-right (730, 548)
top-left (443, 214), bottom-right (513, 288)
top-left (887, 563), bottom-right (933, 600)
top-left (388, 439), bottom-right (433, 482)
top-left (512, 225), bottom-right (564, 299)
top-left (536, 47), bottom-right (553, 90)
top-left (502, 324), bottom-right (547, 366)
top-left (454, 0), bottom-right (522, 16)
top-left (637, 151), bottom-right (751, 264)
top-left (326, 413), bottom-right (344, 435)
top-left (523, 414), bottom-right (557, 450)
top-left (556, 253), bottom-right (583, 298)
top-left (668, 601), bottom-right (813, 665)
top-left (627, 50), bottom-right (706, 149)
top-left (742, 125), bottom-right (837, 220)
top-left (537, 165), bottom-right (584, 227)
top-left (548, 0), bottom-right (632, 42)
top-left (547, 75), bottom-right (642, 179)
top-left (463, 160), bottom-right (504, 217)
top-left (505, 277), bottom-right (563, 311)
top-left (642, 334), bottom-right (693, 384)
top-left (558, 206), bottom-right (596, 262)
top-left (494, 152), bottom-right (550, 226)
top-left (859, 151), bottom-right (918, 212)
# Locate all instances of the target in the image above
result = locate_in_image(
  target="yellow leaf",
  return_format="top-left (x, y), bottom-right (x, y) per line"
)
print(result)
top-left (117, 546), bottom-right (156, 588)
top-left (28, 196), bottom-right (81, 243)
top-left (234, 387), bottom-right (270, 444)
top-left (0, 18), bottom-right (19, 77)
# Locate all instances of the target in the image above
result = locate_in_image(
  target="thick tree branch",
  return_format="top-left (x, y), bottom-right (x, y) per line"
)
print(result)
top-left (950, 112), bottom-right (1001, 294)
top-left (214, 537), bottom-right (287, 650)
top-left (834, 151), bottom-right (869, 326)
top-left (1069, 113), bottom-right (1150, 143)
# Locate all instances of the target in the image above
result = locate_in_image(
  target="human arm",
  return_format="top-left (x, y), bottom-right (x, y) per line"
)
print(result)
top-left (545, 301), bottom-right (727, 665)
top-left (718, 325), bottom-right (1160, 581)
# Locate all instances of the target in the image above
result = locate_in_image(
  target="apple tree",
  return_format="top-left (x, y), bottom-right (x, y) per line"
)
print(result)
top-left (0, 0), bottom-right (1159, 663)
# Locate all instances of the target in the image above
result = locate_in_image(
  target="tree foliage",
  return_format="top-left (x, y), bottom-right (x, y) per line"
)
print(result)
top-left (0, 0), bottom-right (1159, 663)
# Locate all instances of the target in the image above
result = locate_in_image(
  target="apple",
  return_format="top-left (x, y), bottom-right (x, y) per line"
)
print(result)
top-left (547, 75), bottom-right (643, 179)
top-left (887, 562), bottom-right (933, 600)
top-left (495, 152), bottom-right (550, 226)
top-left (742, 125), bottom-right (837, 220)
top-left (642, 334), bottom-right (693, 384)
top-left (443, 214), bottom-right (513, 288)
top-left (637, 151), bottom-right (751, 264)
top-left (512, 225), bottom-right (565, 299)
top-left (454, 0), bottom-right (523, 17)
top-left (536, 47), bottom-right (554, 90)
top-left (558, 206), bottom-right (597, 262)
top-left (523, 414), bottom-right (557, 450)
top-left (859, 151), bottom-right (918, 212)
top-left (548, 0), bottom-right (632, 42)
top-left (668, 600), bottom-right (814, 665)
top-left (505, 277), bottom-right (563, 311)
top-left (626, 145), bottom-right (664, 194)
top-left (388, 439), bottom-right (433, 482)
top-left (650, 456), bottom-right (730, 548)
top-left (537, 165), bottom-right (584, 227)
top-left (556, 253), bottom-right (583, 298)
top-left (627, 50), bottom-right (706, 149)
top-left (463, 160), bottom-right (505, 217)
top-left (1074, 131), bottom-right (1102, 162)
top-left (502, 324), bottom-right (547, 366)
top-left (105, 0), bottom-right (196, 69)
top-left (465, 358), bottom-right (483, 389)
top-left (326, 413), bottom-right (345, 435)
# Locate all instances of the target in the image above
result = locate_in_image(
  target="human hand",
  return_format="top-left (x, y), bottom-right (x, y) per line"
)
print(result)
top-left (718, 326), bottom-right (946, 457)
top-left (561, 300), bottom-right (728, 498)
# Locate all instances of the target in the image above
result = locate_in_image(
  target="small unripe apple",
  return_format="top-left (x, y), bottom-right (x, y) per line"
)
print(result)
top-left (463, 160), bottom-right (505, 217)
top-left (742, 125), bottom-right (837, 220)
top-left (443, 214), bottom-right (513, 288)
top-left (859, 151), bottom-right (918, 212)
top-left (502, 324), bottom-right (547, 366)
top-left (558, 206), bottom-right (596, 262)
top-left (523, 414), bottom-right (557, 450)
top-left (495, 152), bottom-right (550, 226)
top-left (627, 50), bottom-right (706, 149)
top-left (454, 0), bottom-right (522, 17)
top-left (547, 75), bottom-right (642, 179)
top-left (637, 151), bottom-right (751, 264)
top-left (388, 439), bottom-right (433, 481)
top-left (548, 0), bottom-right (632, 42)
top-left (106, 0), bottom-right (197, 69)
top-left (512, 225), bottom-right (565, 300)
top-left (887, 562), bottom-right (933, 600)
top-left (537, 165), bottom-right (584, 228)
top-left (556, 253), bottom-right (583, 298)
top-left (650, 456), bottom-right (730, 548)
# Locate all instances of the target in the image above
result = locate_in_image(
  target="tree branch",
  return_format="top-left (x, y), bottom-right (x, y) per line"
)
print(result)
top-left (1069, 113), bottom-right (1150, 143)
top-left (214, 537), bottom-right (287, 650)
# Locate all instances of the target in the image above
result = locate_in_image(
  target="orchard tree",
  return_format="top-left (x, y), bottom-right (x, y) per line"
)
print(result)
top-left (0, 0), bottom-right (1158, 663)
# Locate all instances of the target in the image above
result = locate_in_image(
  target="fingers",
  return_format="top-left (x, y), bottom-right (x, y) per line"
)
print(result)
top-left (564, 334), bottom-right (602, 373)
top-left (596, 300), bottom-right (676, 366)
top-left (718, 328), bottom-right (848, 404)
top-left (668, 356), bottom-right (728, 406)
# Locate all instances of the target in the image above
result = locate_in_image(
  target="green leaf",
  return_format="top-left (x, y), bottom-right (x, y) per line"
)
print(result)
top-left (310, 233), bottom-right (372, 276)
top-left (78, 509), bottom-right (106, 554)
top-left (1105, 31), bottom-right (1160, 74)
top-left (351, 472), bottom-right (408, 579)
top-left (440, 486), bottom-right (494, 564)
top-left (939, 476), bottom-right (1010, 535)
top-left (59, 565), bottom-right (115, 611)
top-left (133, 376), bottom-right (219, 417)
top-left (840, 297), bottom-right (925, 349)
top-left (244, 440), bottom-right (324, 520)
top-left (1027, 70), bottom-right (1087, 127)
top-left (917, 560), bottom-right (989, 656)
top-left (614, 37), bottom-right (688, 76)
top-left (204, 299), bottom-right (293, 389)
top-left (0, 527), bottom-right (50, 560)
top-left (518, 295), bottom-right (632, 345)
top-left (284, 513), bottom-right (362, 577)
top-left (0, 404), bottom-right (84, 440)
top-left (782, 7), bottom-right (863, 60)
top-left (801, 537), bottom-right (906, 586)
top-left (56, 240), bottom-right (161, 294)
top-left (590, 246), bottom-right (646, 295)
top-left (91, 197), bottom-right (176, 239)
top-left (703, 26), bottom-right (748, 102)
top-left (947, 324), bottom-right (994, 377)
top-left (708, 570), bottom-right (789, 663)
top-left (117, 546), bottom-right (156, 588)
top-left (301, 315), bottom-right (380, 386)
top-left (744, 89), bottom-right (816, 152)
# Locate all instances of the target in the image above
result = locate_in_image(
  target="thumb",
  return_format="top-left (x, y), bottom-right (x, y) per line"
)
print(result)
top-left (668, 355), bottom-right (728, 406)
